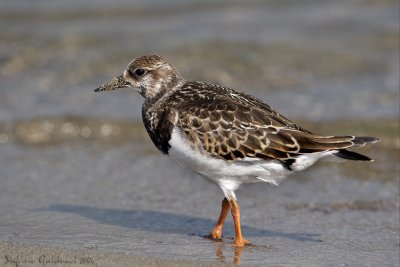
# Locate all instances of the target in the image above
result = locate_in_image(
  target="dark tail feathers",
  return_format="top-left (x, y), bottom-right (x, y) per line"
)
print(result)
top-left (334, 149), bottom-right (372, 161)
top-left (351, 136), bottom-right (380, 147)
top-left (334, 136), bottom-right (380, 161)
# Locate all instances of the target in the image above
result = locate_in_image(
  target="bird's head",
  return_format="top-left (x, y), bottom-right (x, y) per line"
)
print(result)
top-left (95, 54), bottom-right (184, 100)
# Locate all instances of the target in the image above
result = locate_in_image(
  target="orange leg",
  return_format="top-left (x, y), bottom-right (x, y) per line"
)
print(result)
top-left (209, 198), bottom-right (230, 240)
top-left (229, 199), bottom-right (250, 247)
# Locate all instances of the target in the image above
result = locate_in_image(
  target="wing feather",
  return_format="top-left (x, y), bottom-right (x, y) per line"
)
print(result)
top-left (169, 82), bottom-right (377, 162)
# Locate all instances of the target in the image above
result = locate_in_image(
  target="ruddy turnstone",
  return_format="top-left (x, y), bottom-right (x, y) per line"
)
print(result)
top-left (95, 54), bottom-right (379, 246)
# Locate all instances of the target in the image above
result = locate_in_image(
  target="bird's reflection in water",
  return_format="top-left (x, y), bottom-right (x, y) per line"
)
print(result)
top-left (213, 241), bottom-right (245, 265)
top-left (214, 242), bottom-right (226, 262)
top-left (233, 246), bottom-right (245, 265)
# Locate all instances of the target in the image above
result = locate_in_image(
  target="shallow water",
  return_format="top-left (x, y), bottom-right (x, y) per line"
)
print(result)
top-left (0, 0), bottom-right (399, 266)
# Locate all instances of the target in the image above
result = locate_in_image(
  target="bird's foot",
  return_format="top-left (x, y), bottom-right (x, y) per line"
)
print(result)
top-left (207, 227), bottom-right (223, 240)
top-left (233, 238), bottom-right (251, 247)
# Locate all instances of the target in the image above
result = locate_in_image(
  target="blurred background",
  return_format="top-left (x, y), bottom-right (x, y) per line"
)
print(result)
top-left (1, 0), bottom-right (399, 122)
top-left (0, 0), bottom-right (399, 265)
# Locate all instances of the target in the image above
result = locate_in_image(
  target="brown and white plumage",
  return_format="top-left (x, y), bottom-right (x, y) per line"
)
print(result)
top-left (95, 54), bottom-right (379, 246)
top-left (169, 81), bottom-right (377, 163)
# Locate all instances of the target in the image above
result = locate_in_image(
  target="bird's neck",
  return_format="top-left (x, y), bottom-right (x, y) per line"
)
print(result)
top-left (143, 78), bottom-right (186, 105)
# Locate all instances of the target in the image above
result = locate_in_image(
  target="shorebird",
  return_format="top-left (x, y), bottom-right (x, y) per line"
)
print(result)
top-left (94, 54), bottom-right (379, 246)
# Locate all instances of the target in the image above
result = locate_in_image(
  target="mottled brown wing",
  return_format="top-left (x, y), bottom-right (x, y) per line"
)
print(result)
top-left (175, 99), bottom-right (360, 161)
top-left (175, 81), bottom-right (310, 132)
top-left (223, 88), bottom-right (311, 133)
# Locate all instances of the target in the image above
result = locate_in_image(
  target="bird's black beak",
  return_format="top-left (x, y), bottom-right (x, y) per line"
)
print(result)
top-left (94, 74), bottom-right (130, 92)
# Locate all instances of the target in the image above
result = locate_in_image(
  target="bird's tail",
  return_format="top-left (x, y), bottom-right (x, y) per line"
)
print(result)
top-left (332, 136), bottom-right (380, 161)
top-left (291, 133), bottom-right (380, 161)
top-left (334, 149), bottom-right (373, 161)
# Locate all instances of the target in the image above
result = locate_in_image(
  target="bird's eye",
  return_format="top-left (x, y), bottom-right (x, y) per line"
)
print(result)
top-left (134, 68), bottom-right (146, 77)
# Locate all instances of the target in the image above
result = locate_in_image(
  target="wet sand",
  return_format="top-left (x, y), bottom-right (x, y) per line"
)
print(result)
top-left (0, 117), bottom-right (398, 266)
top-left (1, 241), bottom-right (231, 267)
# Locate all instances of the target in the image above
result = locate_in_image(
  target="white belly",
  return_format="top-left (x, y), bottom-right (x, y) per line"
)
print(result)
top-left (168, 127), bottom-right (308, 199)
